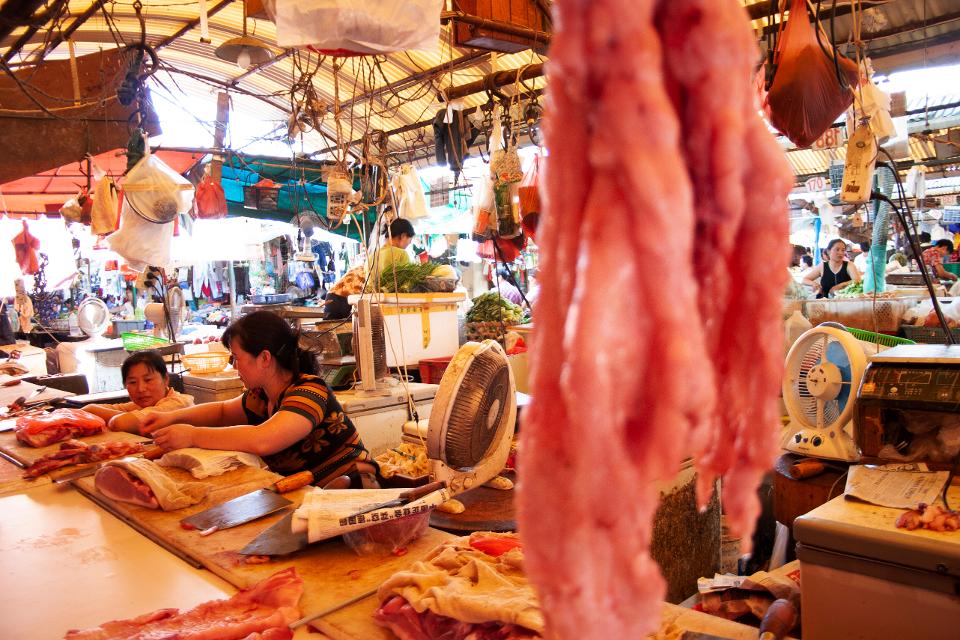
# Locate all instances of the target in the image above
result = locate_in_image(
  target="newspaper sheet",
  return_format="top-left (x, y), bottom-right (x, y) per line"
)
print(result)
top-left (844, 463), bottom-right (949, 508)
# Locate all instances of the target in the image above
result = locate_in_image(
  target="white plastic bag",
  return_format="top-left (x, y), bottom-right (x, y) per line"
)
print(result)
top-left (108, 197), bottom-right (175, 271)
top-left (273, 0), bottom-right (443, 53)
top-left (122, 151), bottom-right (194, 224)
top-left (91, 176), bottom-right (119, 235)
top-left (848, 60), bottom-right (895, 144)
top-left (391, 164), bottom-right (429, 220)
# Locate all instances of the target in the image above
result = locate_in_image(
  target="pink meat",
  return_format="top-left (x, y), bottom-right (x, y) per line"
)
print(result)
top-left (654, 0), bottom-right (792, 542)
top-left (516, 0), bottom-right (713, 638)
top-left (374, 596), bottom-right (540, 640)
top-left (23, 440), bottom-right (146, 478)
top-left (15, 409), bottom-right (105, 447)
top-left (64, 567), bottom-right (302, 639)
top-left (517, 0), bottom-right (790, 637)
top-left (93, 465), bottom-right (160, 509)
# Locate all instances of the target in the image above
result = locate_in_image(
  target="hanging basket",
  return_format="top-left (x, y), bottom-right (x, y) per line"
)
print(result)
top-left (243, 179), bottom-right (281, 211)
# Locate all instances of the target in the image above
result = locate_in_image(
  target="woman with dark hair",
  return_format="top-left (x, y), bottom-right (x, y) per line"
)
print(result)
top-left (802, 238), bottom-right (861, 298)
top-left (85, 350), bottom-right (194, 433)
top-left (142, 311), bottom-right (376, 488)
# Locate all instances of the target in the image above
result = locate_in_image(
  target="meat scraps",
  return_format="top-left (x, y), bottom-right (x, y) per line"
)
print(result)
top-left (64, 566), bottom-right (302, 639)
top-left (15, 409), bottom-right (105, 447)
top-left (896, 503), bottom-right (960, 532)
top-left (375, 532), bottom-right (543, 640)
top-left (23, 439), bottom-right (146, 478)
top-left (515, 0), bottom-right (791, 638)
top-left (95, 458), bottom-right (207, 511)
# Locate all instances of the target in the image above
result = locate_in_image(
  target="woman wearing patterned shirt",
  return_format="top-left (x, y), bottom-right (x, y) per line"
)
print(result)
top-left (143, 311), bottom-right (377, 487)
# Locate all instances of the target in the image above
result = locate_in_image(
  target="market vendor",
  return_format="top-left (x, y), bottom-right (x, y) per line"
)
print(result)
top-left (922, 239), bottom-right (959, 282)
top-left (323, 264), bottom-right (367, 320)
top-left (142, 310), bottom-right (378, 488)
top-left (84, 350), bottom-right (194, 433)
top-left (802, 239), bottom-right (861, 297)
top-left (369, 218), bottom-right (415, 281)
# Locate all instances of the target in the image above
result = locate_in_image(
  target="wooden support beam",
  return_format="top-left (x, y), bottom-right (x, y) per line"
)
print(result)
top-left (1, 0), bottom-right (69, 63)
top-left (0, 0), bottom-right (47, 42)
top-left (212, 92), bottom-right (230, 181)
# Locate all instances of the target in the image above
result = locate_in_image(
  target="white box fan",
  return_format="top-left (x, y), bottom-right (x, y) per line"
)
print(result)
top-left (144, 287), bottom-right (186, 342)
top-left (781, 324), bottom-right (866, 462)
top-left (406, 339), bottom-right (517, 496)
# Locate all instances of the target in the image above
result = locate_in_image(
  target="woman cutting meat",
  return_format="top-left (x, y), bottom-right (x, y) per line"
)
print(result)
top-left (141, 311), bottom-right (377, 488)
top-left (802, 239), bottom-right (861, 298)
top-left (84, 350), bottom-right (194, 434)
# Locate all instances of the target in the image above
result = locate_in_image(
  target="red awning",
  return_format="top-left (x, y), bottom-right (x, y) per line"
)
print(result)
top-left (0, 149), bottom-right (204, 215)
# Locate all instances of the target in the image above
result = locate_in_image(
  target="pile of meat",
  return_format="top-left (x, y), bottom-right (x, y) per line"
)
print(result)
top-left (95, 458), bottom-right (207, 511)
top-left (64, 567), bottom-right (302, 639)
top-left (374, 532), bottom-right (542, 640)
top-left (15, 409), bottom-right (105, 447)
top-left (23, 439), bottom-right (147, 478)
top-left (896, 503), bottom-right (960, 532)
top-left (516, 1), bottom-right (792, 638)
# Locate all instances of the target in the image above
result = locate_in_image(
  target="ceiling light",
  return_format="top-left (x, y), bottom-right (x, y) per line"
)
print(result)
top-left (214, 9), bottom-right (275, 70)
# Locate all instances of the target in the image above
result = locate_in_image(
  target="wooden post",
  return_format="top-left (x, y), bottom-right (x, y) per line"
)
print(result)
top-left (212, 92), bottom-right (230, 181)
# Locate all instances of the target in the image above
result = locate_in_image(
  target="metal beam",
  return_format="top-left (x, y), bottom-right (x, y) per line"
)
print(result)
top-left (1, 0), bottom-right (69, 64)
top-left (0, 0), bottom-right (47, 42)
top-left (30, 0), bottom-right (105, 65)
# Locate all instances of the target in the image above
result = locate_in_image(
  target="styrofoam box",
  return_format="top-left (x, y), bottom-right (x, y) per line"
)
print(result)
top-left (182, 371), bottom-right (244, 404)
top-left (348, 293), bottom-right (465, 367)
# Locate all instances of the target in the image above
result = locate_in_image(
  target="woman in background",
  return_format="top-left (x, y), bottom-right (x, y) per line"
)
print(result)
top-left (802, 239), bottom-right (861, 298)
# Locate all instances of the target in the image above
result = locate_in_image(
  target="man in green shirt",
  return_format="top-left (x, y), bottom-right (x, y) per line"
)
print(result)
top-left (369, 218), bottom-right (416, 283)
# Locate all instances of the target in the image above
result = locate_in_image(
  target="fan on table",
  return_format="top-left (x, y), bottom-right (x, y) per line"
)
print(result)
top-left (76, 298), bottom-right (110, 339)
top-left (407, 340), bottom-right (517, 496)
top-left (291, 211), bottom-right (324, 262)
top-left (144, 286), bottom-right (185, 342)
top-left (781, 325), bottom-right (865, 462)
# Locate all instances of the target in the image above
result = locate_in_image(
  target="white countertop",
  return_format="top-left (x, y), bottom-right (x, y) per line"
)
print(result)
top-left (0, 483), bottom-right (233, 639)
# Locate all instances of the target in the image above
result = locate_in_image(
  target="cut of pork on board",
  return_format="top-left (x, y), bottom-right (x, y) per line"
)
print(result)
top-left (515, 0), bottom-right (791, 638)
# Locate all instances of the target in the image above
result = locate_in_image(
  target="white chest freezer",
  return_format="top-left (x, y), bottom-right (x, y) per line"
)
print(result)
top-left (794, 486), bottom-right (960, 640)
top-left (335, 382), bottom-right (437, 457)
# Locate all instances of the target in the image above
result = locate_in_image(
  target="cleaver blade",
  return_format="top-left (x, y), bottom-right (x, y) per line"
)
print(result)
top-left (181, 489), bottom-right (293, 531)
top-left (239, 511), bottom-right (307, 556)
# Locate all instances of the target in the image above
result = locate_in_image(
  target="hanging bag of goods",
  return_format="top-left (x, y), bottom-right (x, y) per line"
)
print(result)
top-left (90, 176), bottom-right (120, 235)
top-left (194, 174), bottom-right (228, 219)
top-left (270, 0), bottom-right (443, 55)
top-left (764, 0), bottom-right (859, 148)
top-left (518, 153), bottom-right (542, 240)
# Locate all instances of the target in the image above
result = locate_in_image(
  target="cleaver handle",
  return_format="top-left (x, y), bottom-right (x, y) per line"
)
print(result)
top-left (399, 480), bottom-right (446, 502)
top-left (274, 470), bottom-right (314, 493)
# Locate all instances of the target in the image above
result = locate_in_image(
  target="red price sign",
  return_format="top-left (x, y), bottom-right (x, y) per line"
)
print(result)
top-left (812, 127), bottom-right (846, 150)
top-left (805, 176), bottom-right (829, 192)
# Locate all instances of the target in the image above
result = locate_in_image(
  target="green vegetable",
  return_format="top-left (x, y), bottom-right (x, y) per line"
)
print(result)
top-left (378, 262), bottom-right (442, 293)
top-left (834, 281), bottom-right (864, 298)
top-left (466, 292), bottom-right (524, 323)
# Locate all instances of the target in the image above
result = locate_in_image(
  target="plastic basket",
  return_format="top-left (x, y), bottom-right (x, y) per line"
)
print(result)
top-left (122, 332), bottom-right (171, 351)
top-left (418, 356), bottom-right (452, 384)
top-left (182, 351), bottom-right (231, 375)
top-left (900, 324), bottom-right (960, 344)
top-left (845, 327), bottom-right (915, 347)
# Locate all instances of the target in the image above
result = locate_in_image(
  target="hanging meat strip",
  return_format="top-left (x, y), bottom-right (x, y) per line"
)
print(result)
top-left (655, 0), bottom-right (792, 542)
top-left (517, 0), bottom-right (790, 637)
top-left (516, 0), bottom-right (713, 637)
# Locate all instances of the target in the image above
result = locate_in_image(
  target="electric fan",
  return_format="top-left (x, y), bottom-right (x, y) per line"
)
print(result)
top-left (77, 298), bottom-right (110, 338)
top-left (290, 211), bottom-right (323, 262)
top-left (144, 287), bottom-right (185, 342)
top-left (781, 325), bottom-right (865, 462)
top-left (352, 297), bottom-right (389, 393)
top-left (422, 340), bottom-right (517, 496)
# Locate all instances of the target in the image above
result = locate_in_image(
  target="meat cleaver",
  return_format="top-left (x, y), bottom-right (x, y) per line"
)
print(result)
top-left (180, 470), bottom-right (314, 533)
top-left (239, 511), bottom-right (307, 556)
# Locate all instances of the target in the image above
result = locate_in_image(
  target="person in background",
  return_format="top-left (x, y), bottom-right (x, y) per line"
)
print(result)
top-left (494, 265), bottom-right (524, 306)
top-left (802, 238), bottom-right (861, 298)
top-left (142, 311), bottom-right (378, 488)
top-left (117, 288), bottom-right (135, 318)
top-left (922, 239), bottom-right (959, 283)
top-left (323, 264), bottom-right (367, 320)
top-left (853, 241), bottom-right (870, 274)
top-left (369, 218), bottom-right (415, 282)
top-left (84, 350), bottom-right (193, 434)
top-left (801, 255), bottom-right (814, 268)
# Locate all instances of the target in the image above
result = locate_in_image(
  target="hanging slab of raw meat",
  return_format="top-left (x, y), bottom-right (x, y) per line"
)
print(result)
top-left (516, 0), bottom-right (791, 637)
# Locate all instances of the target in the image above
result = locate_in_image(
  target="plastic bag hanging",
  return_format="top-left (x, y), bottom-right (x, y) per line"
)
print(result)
top-left (518, 154), bottom-right (542, 240)
top-left (122, 144), bottom-right (195, 224)
top-left (764, 0), bottom-right (859, 148)
top-left (91, 176), bottom-right (120, 235)
top-left (272, 0), bottom-right (443, 55)
top-left (194, 174), bottom-right (228, 219)
top-left (391, 165), bottom-right (429, 220)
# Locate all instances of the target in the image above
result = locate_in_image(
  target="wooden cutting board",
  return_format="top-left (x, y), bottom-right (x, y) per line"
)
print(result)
top-left (0, 454), bottom-right (50, 495)
top-left (72, 463), bottom-right (455, 635)
top-left (0, 429), bottom-right (148, 468)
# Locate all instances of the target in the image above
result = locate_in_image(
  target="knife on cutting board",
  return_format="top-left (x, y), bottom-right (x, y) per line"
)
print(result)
top-left (180, 470), bottom-right (314, 534)
top-left (53, 445), bottom-right (166, 484)
top-left (238, 481), bottom-right (447, 556)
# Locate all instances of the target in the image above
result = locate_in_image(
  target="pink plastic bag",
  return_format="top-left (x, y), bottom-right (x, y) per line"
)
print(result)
top-left (764, 0), bottom-right (859, 148)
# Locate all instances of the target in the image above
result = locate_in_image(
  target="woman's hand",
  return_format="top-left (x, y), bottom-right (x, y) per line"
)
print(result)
top-left (140, 411), bottom-right (174, 435)
top-left (152, 424), bottom-right (196, 451)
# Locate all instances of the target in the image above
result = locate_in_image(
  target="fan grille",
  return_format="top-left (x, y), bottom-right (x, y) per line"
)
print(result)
top-left (444, 348), bottom-right (510, 469)
top-left (352, 303), bottom-right (388, 380)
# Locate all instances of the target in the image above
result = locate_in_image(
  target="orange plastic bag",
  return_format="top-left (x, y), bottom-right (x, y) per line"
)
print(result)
top-left (194, 175), bottom-right (228, 219)
top-left (518, 154), bottom-right (541, 240)
top-left (764, 0), bottom-right (859, 148)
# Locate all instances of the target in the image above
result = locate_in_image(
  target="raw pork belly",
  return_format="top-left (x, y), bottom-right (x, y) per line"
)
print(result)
top-left (655, 0), bottom-right (792, 541)
top-left (15, 409), bottom-right (105, 447)
top-left (516, 0), bottom-right (790, 638)
top-left (64, 567), bottom-right (302, 639)
top-left (95, 458), bottom-right (207, 511)
top-left (23, 439), bottom-right (146, 478)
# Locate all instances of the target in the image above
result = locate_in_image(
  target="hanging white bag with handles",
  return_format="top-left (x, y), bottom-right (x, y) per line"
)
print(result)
top-left (272, 0), bottom-right (443, 54)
